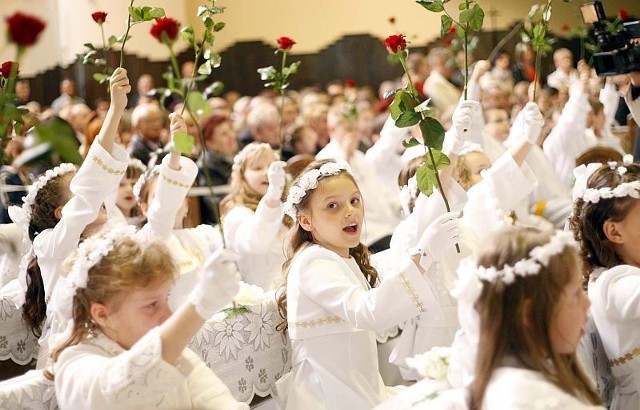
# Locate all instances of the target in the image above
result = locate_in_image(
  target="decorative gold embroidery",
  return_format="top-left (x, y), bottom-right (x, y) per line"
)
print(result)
top-left (289, 315), bottom-right (343, 329)
top-left (399, 272), bottom-right (427, 313)
top-left (91, 154), bottom-right (125, 175)
top-left (609, 347), bottom-right (640, 367)
top-left (161, 174), bottom-right (191, 189)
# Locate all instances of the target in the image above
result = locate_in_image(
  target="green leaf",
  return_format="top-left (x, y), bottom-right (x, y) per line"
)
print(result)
top-left (197, 6), bottom-right (208, 17)
top-left (213, 22), bottom-right (226, 32)
top-left (34, 119), bottom-right (82, 165)
top-left (203, 15), bottom-right (214, 30)
top-left (389, 93), bottom-right (403, 121)
top-left (209, 52), bottom-right (222, 68)
top-left (402, 137), bottom-right (421, 148)
top-left (173, 131), bottom-right (195, 155)
top-left (416, 0), bottom-right (444, 13)
top-left (148, 7), bottom-right (165, 19)
top-left (84, 43), bottom-right (97, 50)
top-left (455, 23), bottom-right (466, 38)
top-left (93, 73), bottom-right (111, 84)
top-left (204, 81), bottom-right (224, 97)
top-left (288, 61), bottom-right (301, 75)
top-left (468, 4), bottom-right (484, 31)
top-left (395, 111), bottom-right (421, 128)
top-left (424, 148), bottom-right (451, 171)
top-left (458, 2), bottom-right (468, 10)
top-left (416, 164), bottom-right (437, 196)
top-left (198, 61), bottom-right (212, 75)
top-left (419, 117), bottom-right (446, 150)
top-left (440, 15), bottom-right (453, 37)
top-left (181, 26), bottom-right (195, 44)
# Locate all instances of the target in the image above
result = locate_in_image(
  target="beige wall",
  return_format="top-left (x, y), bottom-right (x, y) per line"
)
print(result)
top-left (2, 0), bottom-right (639, 76)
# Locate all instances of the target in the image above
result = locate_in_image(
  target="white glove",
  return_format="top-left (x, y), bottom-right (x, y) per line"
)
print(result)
top-left (414, 211), bottom-right (461, 270)
top-left (188, 249), bottom-right (242, 320)
top-left (264, 160), bottom-right (287, 202)
top-left (449, 101), bottom-right (479, 154)
top-left (522, 102), bottom-right (544, 145)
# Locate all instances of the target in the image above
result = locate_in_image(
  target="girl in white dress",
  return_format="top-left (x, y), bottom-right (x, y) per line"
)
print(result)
top-left (47, 227), bottom-right (248, 410)
top-left (274, 160), bottom-right (459, 410)
top-left (220, 142), bottom-right (288, 289)
top-left (569, 160), bottom-right (640, 410)
top-left (465, 227), bottom-right (602, 410)
top-left (9, 69), bottom-right (131, 366)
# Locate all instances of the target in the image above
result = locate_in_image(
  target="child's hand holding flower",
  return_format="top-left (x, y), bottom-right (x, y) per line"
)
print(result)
top-left (109, 68), bottom-right (131, 112)
top-left (169, 112), bottom-right (187, 137)
top-left (189, 249), bottom-right (242, 320)
top-left (265, 161), bottom-right (287, 204)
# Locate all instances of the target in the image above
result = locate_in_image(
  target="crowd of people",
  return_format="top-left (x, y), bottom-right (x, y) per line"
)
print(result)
top-left (1, 39), bottom-right (640, 410)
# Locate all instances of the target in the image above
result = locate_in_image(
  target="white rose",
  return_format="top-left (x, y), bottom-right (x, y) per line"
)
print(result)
top-left (233, 282), bottom-right (264, 309)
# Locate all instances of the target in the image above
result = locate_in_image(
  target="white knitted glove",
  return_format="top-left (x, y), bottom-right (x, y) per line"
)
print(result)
top-left (523, 102), bottom-right (544, 145)
top-left (414, 211), bottom-right (461, 270)
top-left (264, 160), bottom-right (287, 202)
top-left (188, 249), bottom-right (241, 320)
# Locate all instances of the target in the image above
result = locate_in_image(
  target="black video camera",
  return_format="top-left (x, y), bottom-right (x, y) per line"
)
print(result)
top-left (580, 0), bottom-right (640, 76)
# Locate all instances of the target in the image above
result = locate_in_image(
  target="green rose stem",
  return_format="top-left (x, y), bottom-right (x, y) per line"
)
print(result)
top-left (99, 22), bottom-right (108, 76)
top-left (487, 21), bottom-right (524, 62)
top-left (532, 47), bottom-right (542, 101)
top-left (276, 50), bottom-right (289, 158)
top-left (120, 0), bottom-right (135, 68)
top-left (398, 50), bottom-right (459, 252)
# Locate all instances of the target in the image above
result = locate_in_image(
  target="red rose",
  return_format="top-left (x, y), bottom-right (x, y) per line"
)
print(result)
top-left (383, 34), bottom-right (407, 53)
top-left (448, 26), bottom-right (456, 34)
top-left (0, 61), bottom-right (17, 78)
top-left (277, 36), bottom-right (296, 51)
top-left (150, 17), bottom-right (180, 44)
top-left (388, 16), bottom-right (396, 24)
top-left (344, 79), bottom-right (356, 88)
top-left (6, 12), bottom-right (46, 47)
top-left (91, 11), bottom-right (108, 25)
top-left (444, 39), bottom-right (453, 47)
top-left (560, 23), bottom-right (570, 32)
top-left (618, 9), bottom-right (629, 21)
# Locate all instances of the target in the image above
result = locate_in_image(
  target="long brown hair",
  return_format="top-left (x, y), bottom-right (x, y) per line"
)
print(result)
top-left (24, 170), bottom-right (75, 337)
top-left (470, 227), bottom-right (600, 409)
top-left (45, 238), bottom-right (176, 380)
top-left (220, 143), bottom-right (277, 218)
top-left (276, 160), bottom-right (379, 333)
top-left (569, 162), bottom-right (640, 275)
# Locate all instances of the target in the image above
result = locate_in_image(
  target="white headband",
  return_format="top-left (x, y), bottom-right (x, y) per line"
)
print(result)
top-left (8, 163), bottom-right (77, 237)
top-left (283, 160), bottom-right (352, 219)
top-left (461, 230), bottom-right (578, 285)
top-left (572, 155), bottom-right (639, 204)
top-left (232, 142), bottom-right (278, 172)
top-left (132, 165), bottom-right (161, 202)
top-left (54, 225), bottom-right (138, 321)
top-left (127, 158), bottom-right (147, 173)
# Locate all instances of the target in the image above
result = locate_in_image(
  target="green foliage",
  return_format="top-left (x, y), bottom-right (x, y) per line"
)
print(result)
top-left (419, 117), bottom-right (445, 150)
top-left (173, 131), bottom-right (195, 155)
top-left (522, 0), bottom-right (555, 57)
top-left (186, 91), bottom-right (211, 117)
top-left (128, 6), bottom-right (165, 24)
top-left (221, 305), bottom-right (250, 319)
top-left (34, 119), bottom-right (83, 165)
top-left (402, 137), bottom-right (421, 148)
top-left (258, 60), bottom-right (301, 93)
top-left (416, 149), bottom-right (450, 196)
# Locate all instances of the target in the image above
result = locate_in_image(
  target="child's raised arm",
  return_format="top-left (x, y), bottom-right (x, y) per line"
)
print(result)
top-left (167, 112), bottom-right (186, 171)
top-left (97, 68), bottom-right (131, 154)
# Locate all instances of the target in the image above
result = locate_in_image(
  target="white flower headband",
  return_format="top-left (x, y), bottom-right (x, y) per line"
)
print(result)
top-left (573, 155), bottom-right (639, 204)
top-left (232, 142), bottom-right (279, 172)
top-left (9, 163), bottom-right (77, 234)
top-left (132, 165), bottom-right (160, 202)
top-left (464, 230), bottom-right (578, 285)
top-left (283, 160), bottom-right (352, 219)
top-left (54, 225), bottom-right (138, 320)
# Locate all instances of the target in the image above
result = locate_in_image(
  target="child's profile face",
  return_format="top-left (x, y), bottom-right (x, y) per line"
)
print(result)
top-left (101, 279), bottom-right (173, 350)
top-left (117, 177), bottom-right (137, 214)
top-left (608, 199), bottom-right (640, 268)
top-left (549, 267), bottom-right (590, 354)
top-left (297, 128), bottom-right (318, 155)
top-left (243, 151), bottom-right (275, 197)
top-left (298, 174), bottom-right (363, 258)
top-left (483, 109), bottom-right (510, 141)
top-left (461, 152), bottom-right (492, 189)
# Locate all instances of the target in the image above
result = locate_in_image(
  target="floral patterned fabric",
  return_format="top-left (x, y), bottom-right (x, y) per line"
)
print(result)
top-left (0, 370), bottom-right (57, 410)
top-left (188, 292), bottom-right (291, 403)
top-left (0, 291), bottom-right (38, 365)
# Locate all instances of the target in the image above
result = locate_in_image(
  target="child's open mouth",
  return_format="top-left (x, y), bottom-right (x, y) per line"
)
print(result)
top-left (343, 223), bottom-right (358, 234)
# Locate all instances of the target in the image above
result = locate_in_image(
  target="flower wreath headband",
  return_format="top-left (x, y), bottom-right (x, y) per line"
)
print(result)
top-left (283, 160), bottom-right (352, 219)
top-left (133, 165), bottom-right (160, 202)
top-left (458, 230), bottom-right (578, 286)
top-left (573, 155), bottom-right (640, 204)
top-left (53, 225), bottom-right (138, 321)
top-left (8, 163), bottom-right (78, 234)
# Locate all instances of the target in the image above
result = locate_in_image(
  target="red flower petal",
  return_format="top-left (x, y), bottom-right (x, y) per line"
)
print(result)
top-left (444, 39), bottom-right (453, 47)
top-left (277, 36), bottom-right (296, 51)
top-left (383, 34), bottom-right (407, 53)
top-left (618, 9), bottom-right (629, 21)
top-left (0, 61), bottom-right (18, 78)
top-left (91, 11), bottom-right (107, 24)
top-left (344, 79), bottom-right (356, 88)
top-left (6, 12), bottom-right (46, 47)
top-left (150, 17), bottom-right (180, 44)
